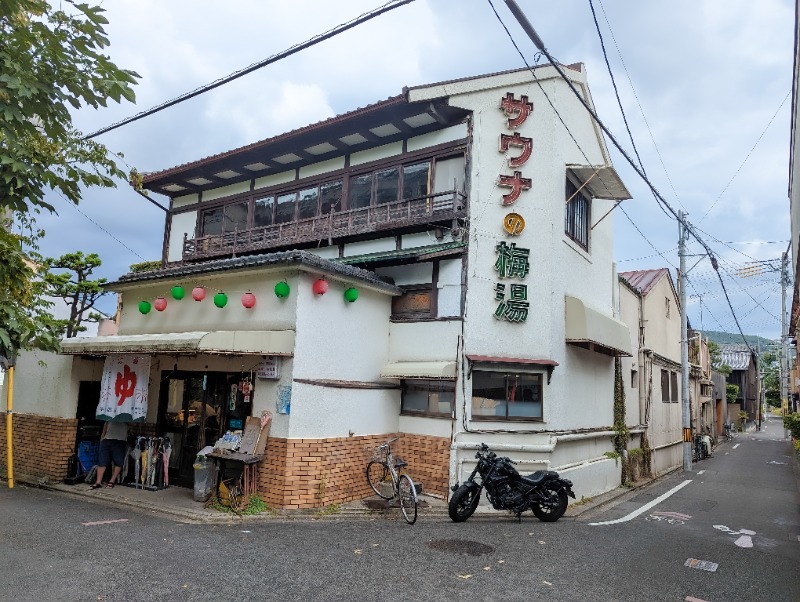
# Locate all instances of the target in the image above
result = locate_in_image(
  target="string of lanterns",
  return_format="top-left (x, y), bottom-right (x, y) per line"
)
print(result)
top-left (138, 278), bottom-right (359, 314)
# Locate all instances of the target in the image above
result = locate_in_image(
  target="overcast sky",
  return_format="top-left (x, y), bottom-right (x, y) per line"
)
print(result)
top-left (35, 0), bottom-right (795, 341)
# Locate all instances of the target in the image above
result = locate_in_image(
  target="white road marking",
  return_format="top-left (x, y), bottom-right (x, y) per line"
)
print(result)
top-left (81, 519), bottom-right (129, 526)
top-left (684, 558), bottom-right (718, 572)
top-left (734, 530), bottom-right (755, 548)
top-left (697, 470), bottom-right (705, 475)
top-left (589, 480), bottom-right (692, 526)
top-left (732, 444), bottom-right (740, 449)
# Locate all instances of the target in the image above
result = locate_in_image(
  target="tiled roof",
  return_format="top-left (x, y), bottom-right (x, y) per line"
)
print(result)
top-left (107, 249), bottom-right (401, 294)
top-left (718, 343), bottom-right (755, 371)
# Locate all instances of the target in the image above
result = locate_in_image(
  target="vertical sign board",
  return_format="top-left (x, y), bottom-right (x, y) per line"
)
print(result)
top-left (493, 93), bottom-right (533, 322)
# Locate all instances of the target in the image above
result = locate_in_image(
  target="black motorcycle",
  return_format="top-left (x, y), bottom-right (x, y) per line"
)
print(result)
top-left (449, 443), bottom-right (575, 522)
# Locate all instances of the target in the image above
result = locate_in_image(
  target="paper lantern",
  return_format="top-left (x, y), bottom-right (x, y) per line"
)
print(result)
top-left (274, 281), bottom-right (290, 298)
top-left (191, 286), bottom-right (206, 301)
top-left (154, 297), bottom-right (168, 312)
top-left (213, 292), bottom-right (228, 308)
top-left (312, 278), bottom-right (329, 295)
top-left (138, 300), bottom-right (152, 315)
top-left (171, 286), bottom-right (185, 300)
top-left (241, 291), bottom-right (256, 309)
top-left (343, 287), bottom-right (359, 303)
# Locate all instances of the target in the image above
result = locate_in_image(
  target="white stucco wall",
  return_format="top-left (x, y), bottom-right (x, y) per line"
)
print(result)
top-left (167, 210), bottom-right (197, 263)
top-left (118, 271), bottom-right (299, 335)
top-left (1, 352), bottom-right (104, 419)
top-left (289, 272), bottom-right (395, 437)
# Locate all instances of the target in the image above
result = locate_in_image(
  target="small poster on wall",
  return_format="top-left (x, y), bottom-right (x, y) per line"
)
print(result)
top-left (257, 356), bottom-right (281, 379)
top-left (277, 385), bottom-right (291, 414)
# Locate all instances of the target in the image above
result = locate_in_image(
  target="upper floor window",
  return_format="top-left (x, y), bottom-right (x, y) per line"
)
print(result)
top-left (196, 150), bottom-right (463, 238)
top-left (401, 379), bottom-right (455, 417)
top-left (471, 371), bottom-right (543, 420)
top-left (565, 177), bottom-right (590, 250)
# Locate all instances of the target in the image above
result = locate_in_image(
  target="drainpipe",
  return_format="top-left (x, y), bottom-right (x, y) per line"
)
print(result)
top-left (5, 364), bottom-right (14, 489)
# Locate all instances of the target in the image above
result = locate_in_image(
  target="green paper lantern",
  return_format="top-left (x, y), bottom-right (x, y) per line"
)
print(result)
top-left (213, 292), bottom-right (228, 308)
top-left (344, 287), bottom-right (359, 303)
top-left (171, 286), bottom-right (185, 300)
top-left (274, 281), bottom-right (290, 298)
top-left (138, 300), bottom-right (152, 315)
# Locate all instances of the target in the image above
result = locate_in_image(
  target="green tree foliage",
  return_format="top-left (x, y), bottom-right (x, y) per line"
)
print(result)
top-left (760, 351), bottom-right (781, 408)
top-left (726, 383), bottom-right (740, 404)
top-left (0, 0), bottom-right (139, 214)
top-left (44, 251), bottom-right (107, 338)
top-left (0, 1), bottom-right (137, 360)
top-left (0, 216), bottom-right (62, 359)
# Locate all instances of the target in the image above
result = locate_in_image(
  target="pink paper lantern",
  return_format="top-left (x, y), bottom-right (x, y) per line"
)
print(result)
top-left (312, 278), bottom-right (329, 295)
top-left (154, 297), bottom-right (168, 312)
top-left (241, 291), bottom-right (256, 309)
top-left (191, 286), bottom-right (206, 301)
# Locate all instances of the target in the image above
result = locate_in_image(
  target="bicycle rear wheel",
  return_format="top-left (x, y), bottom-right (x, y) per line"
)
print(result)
top-left (397, 474), bottom-right (418, 525)
top-left (366, 461), bottom-right (392, 500)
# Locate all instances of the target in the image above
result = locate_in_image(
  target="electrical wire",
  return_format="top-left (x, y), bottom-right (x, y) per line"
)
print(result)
top-left (498, 0), bottom-right (764, 355)
top-left (83, 0), bottom-right (416, 140)
top-left (698, 90), bottom-right (791, 224)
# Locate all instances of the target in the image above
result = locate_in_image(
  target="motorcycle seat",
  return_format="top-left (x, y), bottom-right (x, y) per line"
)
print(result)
top-left (522, 470), bottom-right (559, 485)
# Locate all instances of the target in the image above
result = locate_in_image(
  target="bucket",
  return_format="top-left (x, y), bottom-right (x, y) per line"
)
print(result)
top-left (193, 456), bottom-right (213, 502)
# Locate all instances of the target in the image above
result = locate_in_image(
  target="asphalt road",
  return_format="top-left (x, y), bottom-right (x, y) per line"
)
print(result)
top-left (1, 416), bottom-right (798, 601)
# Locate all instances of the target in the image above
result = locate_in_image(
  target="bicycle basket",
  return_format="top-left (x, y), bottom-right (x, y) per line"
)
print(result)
top-left (366, 443), bottom-right (389, 463)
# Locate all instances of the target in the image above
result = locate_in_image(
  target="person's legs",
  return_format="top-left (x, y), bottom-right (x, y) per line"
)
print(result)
top-left (92, 439), bottom-right (112, 488)
top-left (106, 440), bottom-right (127, 487)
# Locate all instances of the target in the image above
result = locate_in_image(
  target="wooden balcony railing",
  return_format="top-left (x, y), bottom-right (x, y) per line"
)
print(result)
top-left (182, 189), bottom-right (466, 261)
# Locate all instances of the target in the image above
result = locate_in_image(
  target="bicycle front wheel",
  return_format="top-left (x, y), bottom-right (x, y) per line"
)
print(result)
top-left (397, 474), bottom-right (418, 525)
top-left (366, 461), bottom-right (392, 499)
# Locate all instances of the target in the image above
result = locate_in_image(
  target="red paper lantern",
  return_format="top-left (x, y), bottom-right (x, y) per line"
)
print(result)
top-left (241, 291), bottom-right (256, 309)
top-left (312, 278), bottom-right (329, 295)
top-left (191, 286), bottom-right (206, 301)
top-left (154, 297), bottom-right (168, 312)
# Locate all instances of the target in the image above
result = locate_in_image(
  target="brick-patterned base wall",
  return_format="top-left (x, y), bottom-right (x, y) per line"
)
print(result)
top-left (394, 434), bottom-right (450, 498)
top-left (256, 433), bottom-right (450, 509)
top-left (0, 414), bottom-right (77, 483)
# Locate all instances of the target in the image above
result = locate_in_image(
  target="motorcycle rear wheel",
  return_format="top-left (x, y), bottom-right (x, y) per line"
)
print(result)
top-left (532, 484), bottom-right (568, 522)
top-left (448, 484), bottom-right (480, 522)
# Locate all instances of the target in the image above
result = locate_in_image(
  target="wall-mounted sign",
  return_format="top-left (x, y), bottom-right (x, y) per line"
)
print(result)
top-left (492, 92), bottom-right (534, 323)
top-left (502, 212), bottom-right (525, 236)
top-left (256, 356), bottom-right (281, 379)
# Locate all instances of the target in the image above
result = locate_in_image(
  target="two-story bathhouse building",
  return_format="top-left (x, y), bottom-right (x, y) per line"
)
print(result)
top-left (9, 65), bottom-right (635, 510)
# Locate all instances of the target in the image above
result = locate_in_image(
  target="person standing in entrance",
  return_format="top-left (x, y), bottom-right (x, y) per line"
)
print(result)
top-left (90, 421), bottom-right (129, 489)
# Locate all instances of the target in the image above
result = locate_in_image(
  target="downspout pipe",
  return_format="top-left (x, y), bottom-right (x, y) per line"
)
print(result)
top-left (5, 364), bottom-right (14, 489)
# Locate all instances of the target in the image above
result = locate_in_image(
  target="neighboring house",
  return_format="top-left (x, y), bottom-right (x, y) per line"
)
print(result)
top-left (718, 343), bottom-right (759, 424)
top-left (710, 369), bottom-right (728, 436)
top-left (618, 268), bottom-right (683, 476)
top-left (4, 65), bottom-right (634, 508)
top-left (687, 328), bottom-right (716, 439)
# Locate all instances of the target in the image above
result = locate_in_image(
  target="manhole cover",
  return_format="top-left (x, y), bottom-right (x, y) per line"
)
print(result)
top-left (428, 538), bottom-right (494, 556)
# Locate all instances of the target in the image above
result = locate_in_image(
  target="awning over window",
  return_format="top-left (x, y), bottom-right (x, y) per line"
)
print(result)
top-left (60, 330), bottom-right (295, 356)
top-left (380, 361), bottom-right (457, 380)
top-left (565, 296), bottom-right (631, 357)
top-left (567, 165), bottom-right (631, 200)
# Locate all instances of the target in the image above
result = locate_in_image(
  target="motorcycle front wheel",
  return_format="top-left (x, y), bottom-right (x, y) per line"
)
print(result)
top-left (532, 484), bottom-right (568, 522)
top-left (448, 484), bottom-right (481, 522)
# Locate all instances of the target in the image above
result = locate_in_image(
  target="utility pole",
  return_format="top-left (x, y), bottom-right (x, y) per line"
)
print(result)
top-left (780, 251), bottom-right (789, 415)
top-left (678, 211), bottom-right (692, 471)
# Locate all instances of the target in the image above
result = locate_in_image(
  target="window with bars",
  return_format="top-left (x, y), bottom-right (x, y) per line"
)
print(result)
top-left (565, 177), bottom-right (590, 249)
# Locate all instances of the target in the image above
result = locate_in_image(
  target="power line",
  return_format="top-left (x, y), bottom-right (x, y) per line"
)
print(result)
top-left (594, 0), bottom-right (687, 212)
top-left (698, 90), bottom-right (791, 224)
top-left (84, 0), bottom-right (415, 140)
top-left (500, 0), bottom-right (762, 354)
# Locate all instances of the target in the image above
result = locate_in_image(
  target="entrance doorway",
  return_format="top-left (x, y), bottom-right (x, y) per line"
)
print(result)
top-left (157, 371), bottom-right (254, 486)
